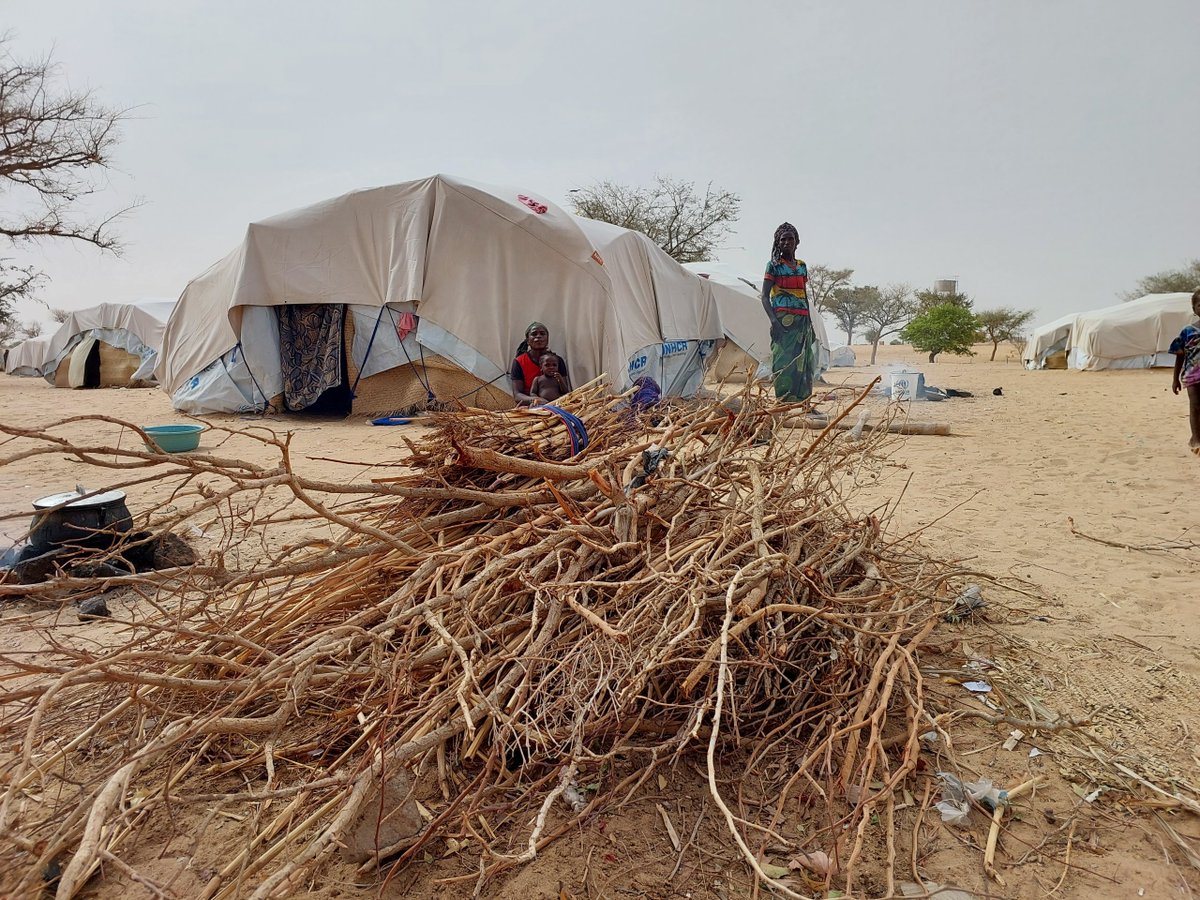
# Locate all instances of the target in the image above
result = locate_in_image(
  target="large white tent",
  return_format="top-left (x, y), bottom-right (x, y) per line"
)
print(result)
top-left (1022, 312), bottom-right (1078, 370)
top-left (159, 176), bottom-right (626, 414)
top-left (682, 261), bottom-right (831, 380)
top-left (158, 175), bottom-right (734, 415)
top-left (41, 299), bottom-right (176, 387)
top-left (1068, 293), bottom-right (1195, 370)
top-left (4, 335), bottom-right (51, 377)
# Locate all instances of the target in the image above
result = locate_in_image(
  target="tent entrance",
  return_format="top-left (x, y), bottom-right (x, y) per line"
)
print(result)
top-left (65, 337), bottom-right (102, 389)
top-left (277, 304), bottom-right (352, 416)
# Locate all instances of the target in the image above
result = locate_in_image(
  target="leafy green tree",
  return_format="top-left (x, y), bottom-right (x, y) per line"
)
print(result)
top-left (860, 283), bottom-right (916, 364)
top-left (568, 176), bottom-right (740, 263)
top-left (914, 288), bottom-right (973, 313)
top-left (976, 307), bottom-right (1035, 361)
top-left (901, 304), bottom-right (980, 362)
top-left (1121, 259), bottom-right (1200, 301)
top-left (806, 264), bottom-right (853, 313)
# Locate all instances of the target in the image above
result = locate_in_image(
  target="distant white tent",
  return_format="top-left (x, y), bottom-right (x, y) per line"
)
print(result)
top-left (1068, 293), bottom-right (1195, 370)
top-left (4, 335), bottom-right (51, 377)
top-left (828, 346), bottom-right (857, 368)
top-left (682, 261), bottom-right (831, 381)
top-left (1023, 313), bottom-right (1078, 370)
top-left (41, 299), bottom-right (176, 388)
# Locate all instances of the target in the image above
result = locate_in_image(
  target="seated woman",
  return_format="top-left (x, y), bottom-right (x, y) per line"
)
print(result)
top-left (511, 321), bottom-right (571, 406)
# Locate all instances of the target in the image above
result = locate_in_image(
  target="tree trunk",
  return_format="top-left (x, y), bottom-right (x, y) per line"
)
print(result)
top-left (928, 351), bottom-right (938, 363)
top-left (990, 341), bottom-right (999, 361)
top-left (870, 339), bottom-right (880, 365)
top-left (844, 327), bottom-right (854, 345)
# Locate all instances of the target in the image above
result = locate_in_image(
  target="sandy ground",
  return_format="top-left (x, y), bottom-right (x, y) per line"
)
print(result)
top-left (1, 343), bottom-right (1198, 898)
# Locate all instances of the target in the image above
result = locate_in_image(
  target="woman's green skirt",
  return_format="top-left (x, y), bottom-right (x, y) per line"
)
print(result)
top-left (770, 318), bottom-right (817, 402)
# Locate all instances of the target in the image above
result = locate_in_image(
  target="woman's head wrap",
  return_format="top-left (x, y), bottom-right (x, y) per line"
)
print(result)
top-left (771, 222), bottom-right (800, 260)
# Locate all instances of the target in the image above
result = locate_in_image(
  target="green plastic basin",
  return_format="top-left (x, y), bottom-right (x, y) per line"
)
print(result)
top-left (143, 424), bottom-right (204, 453)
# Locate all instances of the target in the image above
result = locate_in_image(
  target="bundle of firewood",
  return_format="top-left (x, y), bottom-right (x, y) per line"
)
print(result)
top-left (1, 380), bottom-right (958, 899)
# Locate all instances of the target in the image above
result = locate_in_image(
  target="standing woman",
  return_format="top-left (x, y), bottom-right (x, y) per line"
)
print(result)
top-left (761, 222), bottom-right (817, 402)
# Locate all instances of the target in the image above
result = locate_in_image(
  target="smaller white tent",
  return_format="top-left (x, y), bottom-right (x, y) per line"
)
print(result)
top-left (828, 346), bottom-right (857, 368)
top-left (1068, 293), bottom-right (1195, 371)
top-left (572, 218), bottom-right (723, 396)
top-left (682, 261), bottom-right (831, 381)
top-left (4, 335), bottom-right (51, 376)
top-left (41, 299), bottom-right (176, 387)
top-left (1023, 313), bottom-right (1078, 370)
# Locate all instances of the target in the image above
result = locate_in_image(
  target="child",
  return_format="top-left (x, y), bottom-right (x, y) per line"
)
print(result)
top-left (529, 352), bottom-right (569, 405)
top-left (1169, 288), bottom-right (1200, 455)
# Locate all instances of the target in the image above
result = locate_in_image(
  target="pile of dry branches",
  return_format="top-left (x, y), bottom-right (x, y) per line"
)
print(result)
top-left (0, 381), bottom-right (961, 898)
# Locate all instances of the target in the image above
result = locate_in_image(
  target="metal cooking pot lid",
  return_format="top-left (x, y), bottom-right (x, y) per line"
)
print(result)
top-left (33, 489), bottom-right (127, 510)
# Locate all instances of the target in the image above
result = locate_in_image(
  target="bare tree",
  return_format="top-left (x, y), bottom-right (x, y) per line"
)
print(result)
top-left (0, 314), bottom-right (41, 347)
top-left (1, 36), bottom-right (136, 320)
top-left (806, 264), bottom-right (853, 313)
top-left (860, 284), bottom-right (916, 364)
top-left (569, 176), bottom-right (740, 263)
top-left (976, 307), bottom-right (1035, 361)
top-left (47, 306), bottom-right (70, 324)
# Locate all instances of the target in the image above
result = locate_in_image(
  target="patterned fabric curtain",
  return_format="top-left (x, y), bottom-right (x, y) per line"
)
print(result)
top-left (277, 304), bottom-right (344, 411)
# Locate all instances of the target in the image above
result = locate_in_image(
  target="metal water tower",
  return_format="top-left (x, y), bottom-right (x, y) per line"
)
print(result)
top-left (933, 279), bottom-right (958, 295)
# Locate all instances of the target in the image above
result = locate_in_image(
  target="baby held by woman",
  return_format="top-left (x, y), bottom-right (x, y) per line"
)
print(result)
top-left (529, 353), bottom-right (569, 405)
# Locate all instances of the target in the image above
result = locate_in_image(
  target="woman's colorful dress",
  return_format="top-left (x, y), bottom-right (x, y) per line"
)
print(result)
top-left (763, 257), bottom-right (817, 401)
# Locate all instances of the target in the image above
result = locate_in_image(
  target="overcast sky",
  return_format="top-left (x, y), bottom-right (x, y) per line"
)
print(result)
top-left (4, 0), bottom-right (1198, 330)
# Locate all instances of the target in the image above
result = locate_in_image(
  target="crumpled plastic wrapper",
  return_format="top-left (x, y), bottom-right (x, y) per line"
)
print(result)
top-left (935, 772), bottom-right (1009, 825)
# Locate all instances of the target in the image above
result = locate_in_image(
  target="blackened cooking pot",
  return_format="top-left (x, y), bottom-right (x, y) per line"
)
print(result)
top-left (29, 489), bottom-right (132, 551)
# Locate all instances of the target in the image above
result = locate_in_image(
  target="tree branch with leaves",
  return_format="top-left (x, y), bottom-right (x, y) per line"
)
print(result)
top-left (568, 176), bottom-right (740, 264)
top-left (975, 307), bottom-right (1034, 361)
top-left (1120, 259), bottom-right (1200, 301)
top-left (806, 265), bottom-right (853, 313)
top-left (860, 283), bottom-right (916, 364)
top-left (824, 285), bottom-right (877, 346)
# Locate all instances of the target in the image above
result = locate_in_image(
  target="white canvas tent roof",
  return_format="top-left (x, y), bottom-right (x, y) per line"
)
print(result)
top-left (1022, 312), bottom-right (1078, 369)
top-left (682, 261), bottom-right (831, 375)
top-left (4, 335), bottom-right (51, 376)
top-left (159, 175), bottom-right (630, 413)
top-left (573, 217), bottom-right (722, 394)
top-left (1068, 293), bottom-right (1195, 370)
top-left (42, 299), bottom-right (176, 384)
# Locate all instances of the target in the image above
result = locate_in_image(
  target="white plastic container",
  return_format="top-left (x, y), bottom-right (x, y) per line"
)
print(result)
top-left (889, 371), bottom-right (925, 401)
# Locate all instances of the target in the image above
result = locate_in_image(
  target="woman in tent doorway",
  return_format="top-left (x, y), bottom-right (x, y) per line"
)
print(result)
top-left (761, 222), bottom-right (817, 402)
top-left (511, 321), bottom-right (572, 406)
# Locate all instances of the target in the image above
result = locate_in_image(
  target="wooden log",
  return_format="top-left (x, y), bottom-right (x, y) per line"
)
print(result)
top-left (783, 415), bottom-right (950, 436)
